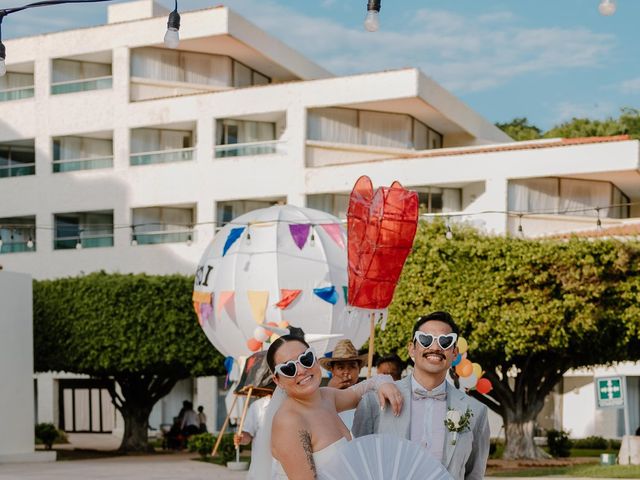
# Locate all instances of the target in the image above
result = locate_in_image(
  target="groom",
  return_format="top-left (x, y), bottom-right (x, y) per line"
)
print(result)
top-left (353, 311), bottom-right (490, 480)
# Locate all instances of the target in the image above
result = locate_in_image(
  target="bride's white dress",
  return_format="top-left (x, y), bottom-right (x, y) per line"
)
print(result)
top-left (271, 437), bottom-right (349, 480)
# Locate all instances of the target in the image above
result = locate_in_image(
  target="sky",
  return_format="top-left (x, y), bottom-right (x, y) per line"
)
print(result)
top-left (1, 0), bottom-right (638, 130)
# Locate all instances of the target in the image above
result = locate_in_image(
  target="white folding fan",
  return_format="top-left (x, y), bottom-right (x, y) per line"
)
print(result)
top-left (317, 434), bottom-right (453, 480)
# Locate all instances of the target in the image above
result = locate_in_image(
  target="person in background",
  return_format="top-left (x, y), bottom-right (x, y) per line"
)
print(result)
top-left (197, 405), bottom-right (207, 433)
top-left (376, 354), bottom-right (404, 381)
top-left (234, 394), bottom-right (272, 480)
top-left (319, 339), bottom-right (367, 430)
top-left (180, 401), bottom-right (200, 437)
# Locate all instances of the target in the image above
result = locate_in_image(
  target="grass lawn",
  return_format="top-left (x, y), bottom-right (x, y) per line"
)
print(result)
top-left (491, 464), bottom-right (640, 478)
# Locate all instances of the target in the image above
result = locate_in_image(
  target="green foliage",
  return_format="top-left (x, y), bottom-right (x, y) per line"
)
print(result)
top-left (214, 433), bottom-right (236, 464)
top-left (547, 429), bottom-right (572, 457)
top-left (572, 436), bottom-right (609, 450)
top-left (187, 432), bottom-right (216, 458)
top-left (35, 423), bottom-right (64, 450)
top-left (496, 118), bottom-right (542, 141)
top-left (33, 272), bottom-right (224, 377)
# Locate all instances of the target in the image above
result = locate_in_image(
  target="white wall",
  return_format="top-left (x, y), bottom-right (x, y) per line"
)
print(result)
top-left (0, 271), bottom-right (55, 463)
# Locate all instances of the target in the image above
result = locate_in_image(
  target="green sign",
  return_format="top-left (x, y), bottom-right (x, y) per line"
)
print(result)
top-left (595, 376), bottom-right (624, 408)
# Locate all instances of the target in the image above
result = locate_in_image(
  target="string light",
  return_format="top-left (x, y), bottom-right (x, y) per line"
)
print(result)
top-left (310, 225), bottom-right (316, 246)
top-left (364, 0), bottom-right (381, 32)
top-left (186, 232), bottom-right (193, 246)
top-left (517, 214), bottom-right (524, 238)
top-left (26, 231), bottom-right (33, 248)
top-left (445, 217), bottom-right (453, 240)
top-left (596, 208), bottom-right (602, 229)
top-left (164, 0), bottom-right (180, 49)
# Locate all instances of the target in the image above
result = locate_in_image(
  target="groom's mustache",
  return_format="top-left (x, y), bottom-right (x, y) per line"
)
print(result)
top-left (422, 350), bottom-right (446, 360)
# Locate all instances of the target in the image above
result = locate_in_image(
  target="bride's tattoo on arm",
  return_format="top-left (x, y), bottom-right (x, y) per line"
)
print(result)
top-left (298, 430), bottom-right (317, 478)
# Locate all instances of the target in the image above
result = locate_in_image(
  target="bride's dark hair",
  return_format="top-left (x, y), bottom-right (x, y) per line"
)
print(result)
top-left (266, 326), bottom-right (309, 373)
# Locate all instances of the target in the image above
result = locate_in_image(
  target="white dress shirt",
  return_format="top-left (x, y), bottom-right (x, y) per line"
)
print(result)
top-left (410, 376), bottom-right (447, 463)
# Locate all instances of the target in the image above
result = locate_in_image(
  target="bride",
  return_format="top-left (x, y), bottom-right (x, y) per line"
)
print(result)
top-left (260, 331), bottom-right (402, 479)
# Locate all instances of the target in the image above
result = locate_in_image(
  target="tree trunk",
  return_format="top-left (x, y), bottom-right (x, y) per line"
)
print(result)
top-left (503, 418), bottom-right (550, 460)
top-left (119, 403), bottom-right (154, 452)
top-left (105, 374), bottom-right (179, 453)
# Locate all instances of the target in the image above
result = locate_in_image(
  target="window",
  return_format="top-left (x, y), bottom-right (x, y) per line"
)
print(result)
top-left (0, 71), bottom-right (34, 102)
top-left (508, 178), bottom-right (630, 219)
top-left (54, 211), bottom-right (114, 250)
top-left (413, 186), bottom-right (462, 214)
top-left (130, 128), bottom-right (194, 166)
top-left (217, 199), bottom-right (284, 225)
top-left (51, 59), bottom-right (112, 95)
top-left (306, 194), bottom-right (350, 219)
top-left (215, 119), bottom-right (277, 157)
top-left (307, 108), bottom-right (443, 150)
top-left (53, 136), bottom-right (113, 173)
top-left (0, 140), bottom-right (35, 178)
top-left (0, 216), bottom-right (35, 254)
top-left (131, 207), bottom-right (195, 245)
top-left (129, 48), bottom-right (271, 101)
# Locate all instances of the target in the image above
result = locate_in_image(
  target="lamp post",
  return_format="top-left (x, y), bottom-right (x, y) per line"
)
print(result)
top-left (0, 0), bottom-right (181, 76)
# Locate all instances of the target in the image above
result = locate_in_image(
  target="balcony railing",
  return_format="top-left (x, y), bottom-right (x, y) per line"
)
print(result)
top-left (0, 85), bottom-right (35, 102)
top-left (54, 234), bottom-right (114, 250)
top-left (53, 156), bottom-right (113, 173)
top-left (214, 140), bottom-right (280, 158)
top-left (0, 163), bottom-right (36, 178)
top-left (0, 241), bottom-right (35, 254)
top-left (51, 76), bottom-right (113, 95)
top-left (132, 229), bottom-right (193, 245)
top-left (130, 147), bottom-right (194, 166)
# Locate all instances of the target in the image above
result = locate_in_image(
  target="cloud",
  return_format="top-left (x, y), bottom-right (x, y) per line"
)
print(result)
top-left (219, 1), bottom-right (615, 95)
top-left (551, 100), bottom-right (618, 124)
top-left (617, 77), bottom-right (640, 94)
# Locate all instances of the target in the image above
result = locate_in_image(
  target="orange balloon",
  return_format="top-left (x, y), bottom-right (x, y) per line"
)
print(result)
top-left (476, 378), bottom-right (493, 394)
top-left (455, 359), bottom-right (473, 377)
top-left (247, 338), bottom-right (262, 352)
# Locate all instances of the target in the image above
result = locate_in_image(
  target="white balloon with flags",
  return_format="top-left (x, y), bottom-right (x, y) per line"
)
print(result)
top-left (192, 205), bottom-right (370, 359)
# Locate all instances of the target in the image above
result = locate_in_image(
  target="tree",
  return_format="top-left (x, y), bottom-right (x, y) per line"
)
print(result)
top-left (544, 107), bottom-right (640, 140)
top-left (495, 118), bottom-right (542, 141)
top-left (377, 222), bottom-right (640, 459)
top-left (33, 272), bottom-right (225, 452)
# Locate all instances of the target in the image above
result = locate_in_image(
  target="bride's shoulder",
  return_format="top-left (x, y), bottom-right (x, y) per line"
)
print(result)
top-left (272, 403), bottom-right (306, 435)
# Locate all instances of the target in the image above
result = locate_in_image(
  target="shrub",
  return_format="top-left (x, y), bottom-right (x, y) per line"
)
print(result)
top-left (187, 433), bottom-right (215, 458)
top-left (572, 436), bottom-right (608, 450)
top-left (609, 439), bottom-right (622, 450)
top-left (547, 429), bottom-right (572, 457)
top-left (35, 423), bottom-right (60, 450)
top-left (215, 433), bottom-right (237, 464)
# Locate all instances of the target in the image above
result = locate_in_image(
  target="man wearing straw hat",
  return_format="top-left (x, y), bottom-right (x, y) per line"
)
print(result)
top-left (319, 339), bottom-right (367, 429)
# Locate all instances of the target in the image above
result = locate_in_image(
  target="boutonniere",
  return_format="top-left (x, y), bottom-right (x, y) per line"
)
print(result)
top-left (444, 407), bottom-right (473, 445)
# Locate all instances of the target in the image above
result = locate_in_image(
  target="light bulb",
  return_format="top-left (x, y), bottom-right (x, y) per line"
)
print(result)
top-left (0, 59), bottom-right (6, 77)
top-left (445, 229), bottom-right (453, 240)
top-left (364, 10), bottom-right (380, 32)
top-left (164, 28), bottom-right (180, 48)
top-left (186, 234), bottom-right (192, 246)
top-left (76, 240), bottom-right (83, 250)
top-left (131, 238), bottom-right (138, 246)
top-left (598, 0), bottom-right (616, 16)
top-left (27, 239), bottom-right (34, 249)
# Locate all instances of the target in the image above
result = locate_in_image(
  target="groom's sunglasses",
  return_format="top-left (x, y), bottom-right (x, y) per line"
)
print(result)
top-left (413, 331), bottom-right (458, 350)
top-left (274, 347), bottom-right (316, 378)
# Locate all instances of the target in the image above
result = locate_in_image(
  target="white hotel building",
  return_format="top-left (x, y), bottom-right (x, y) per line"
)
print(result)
top-left (1, 0), bottom-right (639, 440)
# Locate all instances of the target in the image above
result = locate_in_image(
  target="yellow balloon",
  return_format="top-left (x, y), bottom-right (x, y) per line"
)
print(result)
top-left (457, 337), bottom-right (468, 354)
top-left (472, 362), bottom-right (483, 379)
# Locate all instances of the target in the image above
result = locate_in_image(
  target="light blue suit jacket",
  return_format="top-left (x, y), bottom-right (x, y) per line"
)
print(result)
top-left (352, 376), bottom-right (490, 480)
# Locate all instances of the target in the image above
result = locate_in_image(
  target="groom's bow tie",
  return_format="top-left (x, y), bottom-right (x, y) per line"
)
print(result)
top-left (412, 387), bottom-right (446, 401)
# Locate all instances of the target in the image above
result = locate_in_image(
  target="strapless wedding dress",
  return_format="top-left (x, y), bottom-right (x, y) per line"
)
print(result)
top-left (271, 437), bottom-right (349, 479)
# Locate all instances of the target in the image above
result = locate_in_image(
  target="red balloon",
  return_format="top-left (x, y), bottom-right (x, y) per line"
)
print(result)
top-left (476, 378), bottom-right (493, 394)
top-left (247, 338), bottom-right (262, 352)
top-left (347, 176), bottom-right (419, 309)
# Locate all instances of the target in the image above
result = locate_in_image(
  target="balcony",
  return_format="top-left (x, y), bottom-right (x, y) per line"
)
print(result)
top-left (51, 55), bottom-right (112, 96)
top-left (53, 134), bottom-right (113, 173)
top-left (0, 216), bottom-right (36, 254)
top-left (0, 140), bottom-right (36, 178)
top-left (214, 140), bottom-right (280, 158)
top-left (130, 127), bottom-right (195, 167)
top-left (217, 198), bottom-right (285, 225)
top-left (215, 116), bottom-right (283, 159)
top-left (54, 211), bottom-right (114, 250)
top-left (131, 206), bottom-right (195, 245)
top-left (0, 68), bottom-right (34, 103)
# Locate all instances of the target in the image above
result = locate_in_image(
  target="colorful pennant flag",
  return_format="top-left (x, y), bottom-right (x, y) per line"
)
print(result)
top-left (200, 302), bottom-right (213, 326)
top-left (342, 286), bottom-right (348, 303)
top-left (223, 227), bottom-right (245, 256)
top-left (248, 290), bottom-right (269, 323)
top-left (275, 289), bottom-right (302, 309)
top-left (192, 291), bottom-right (213, 326)
top-left (217, 291), bottom-right (234, 313)
top-left (289, 224), bottom-right (311, 250)
top-left (313, 286), bottom-right (338, 305)
top-left (320, 224), bottom-right (345, 249)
